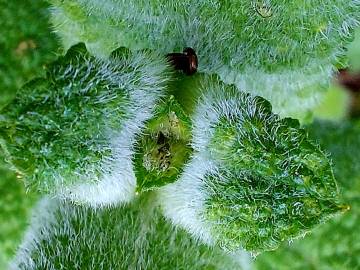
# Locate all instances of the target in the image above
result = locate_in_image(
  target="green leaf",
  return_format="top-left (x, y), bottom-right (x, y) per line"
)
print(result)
top-left (160, 81), bottom-right (343, 254)
top-left (308, 120), bottom-right (360, 200)
top-left (10, 194), bottom-right (244, 270)
top-left (48, 0), bottom-right (360, 118)
top-left (0, 43), bottom-right (170, 207)
top-left (254, 119), bottom-right (360, 269)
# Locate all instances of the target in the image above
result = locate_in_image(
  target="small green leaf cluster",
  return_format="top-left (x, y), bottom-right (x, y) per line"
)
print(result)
top-left (1, 0), bottom-right (358, 265)
top-left (1, 46), bottom-right (342, 256)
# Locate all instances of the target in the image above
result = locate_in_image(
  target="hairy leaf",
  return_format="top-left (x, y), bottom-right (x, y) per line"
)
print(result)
top-left (48, 0), bottom-right (360, 118)
top-left (0, 43), bottom-right (170, 207)
top-left (10, 194), bottom-right (245, 270)
top-left (254, 120), bottom-right (360, 269)
top-left (161, 81), bottom-right (343, 254)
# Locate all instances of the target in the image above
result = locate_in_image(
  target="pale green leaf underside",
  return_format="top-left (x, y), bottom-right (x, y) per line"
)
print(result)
top-left (48, 0), bottom-right (360, 118)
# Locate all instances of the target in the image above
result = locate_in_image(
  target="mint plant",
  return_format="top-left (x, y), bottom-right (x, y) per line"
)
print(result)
top-left (0, 0), bottom-right (359, 269)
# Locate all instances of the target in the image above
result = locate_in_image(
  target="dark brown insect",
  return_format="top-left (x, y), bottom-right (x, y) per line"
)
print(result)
top-left (166, 47), bottom-right (198, 75)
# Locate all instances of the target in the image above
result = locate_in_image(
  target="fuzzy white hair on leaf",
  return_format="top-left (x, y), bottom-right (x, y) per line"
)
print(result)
top-left (59, 50), bottom-right (171, 207)
top-left (49, 0), bottom-right (360, 119)
top-left (0, 44), bottom-right (171, 208)
top-left (159, 154), bottom-right (215, 245)
top-left (159, 81), bottom-right (341, 254)
top-left (10, 195), bottom-right (244, 270)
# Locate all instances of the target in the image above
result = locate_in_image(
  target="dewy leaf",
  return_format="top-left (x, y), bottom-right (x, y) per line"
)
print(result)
top-left (48, 0), bottom-right (360, 119)
top-left (10, 194), bottom-right (245, 270)
top-left (0, 43), bottom-right (170, 207)
top-left (160, 80), bottom-right (344, 254)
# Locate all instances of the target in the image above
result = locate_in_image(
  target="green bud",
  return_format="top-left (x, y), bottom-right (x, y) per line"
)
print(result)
top-left (133, 96), bottom-right (193, 192)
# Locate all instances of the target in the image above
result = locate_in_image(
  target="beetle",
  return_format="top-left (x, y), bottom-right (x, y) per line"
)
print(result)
top-left (166, 47), bottom-right (198, 75)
